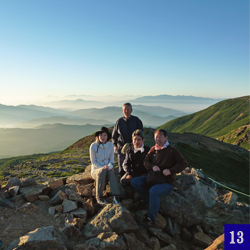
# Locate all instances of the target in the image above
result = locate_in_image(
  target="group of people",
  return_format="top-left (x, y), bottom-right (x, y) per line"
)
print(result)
top-left (89, 102), bottom-right (188, 227)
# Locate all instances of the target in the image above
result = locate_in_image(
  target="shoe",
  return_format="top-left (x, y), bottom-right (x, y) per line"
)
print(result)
top-left (96, 197), bottom-right (108, 206)
top-left (140, 216), bottom-right (155, 228)
top-left (112, 196), bottom-right (120, 204)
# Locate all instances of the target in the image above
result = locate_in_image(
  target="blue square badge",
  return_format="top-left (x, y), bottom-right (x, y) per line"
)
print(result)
top-left (224, 224), bottom-right (250, 250)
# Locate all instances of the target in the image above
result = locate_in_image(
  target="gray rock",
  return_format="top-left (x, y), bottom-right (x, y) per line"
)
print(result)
top-left (8, 185), bottom-right (19, 197)
top-left (50, 190), bottom-right (68, 205)
top-left (146, 237), bottom-right (160, 250)
top-left (124, 232), bottom-right (148, 250)
top-left (48, 178), bottom-right (64, 190)
top-left (65, 188), bottom-right (84, 202)
top-left (4, 226), bottom-right (69, 250)
top-left (38, 195), bottom-right (50, 201)
top-left (19, 185), bottom-right (45, 202)
top-left (76, 183), bottom-right (94, 197)
top-left (62, 199), bottom-right (78, 213)
top-left (216, 191), bottom-right (237, 206)
top-left (5, 178), bottom-right (21, 189)
top-left (19, 202), bottom-right (38, 214)
top-left (159, 191), bottom-right (202, 227)
top-left (82, 203), bottom-right (139, 239)
top-left (66, 165), bottom-right (94, 185)
top-left (192, 231), bottom-right (213, 248)
top-left (99, 232), bottom-right (127, 250)
top-left (21, 178), bottom-right (37, 187)
top-left (49, 206), bottom-right (56, 215)
top-left (160, 244), bottom-right (177, 250)
top-left (70, 207), bottom-right (88, 220)
top-left (175, 175), bottom-right (217, 211)
top-left (148, 228), bottom-right (171, 245)
top-left (60, 225), bottom-right (82, 239)
top-left (164, 217), bottom-right (179, 236)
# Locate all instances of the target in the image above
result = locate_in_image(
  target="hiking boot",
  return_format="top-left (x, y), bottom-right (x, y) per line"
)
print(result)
top-left (96, 197), bottom-right (108, 206)
top-left (140, 216), bottom-right (155, 228)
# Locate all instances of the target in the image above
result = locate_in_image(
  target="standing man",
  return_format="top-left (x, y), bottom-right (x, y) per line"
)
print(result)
top-left (112, 103), bottom-right (143, 177)
top-left (131, 129), bottom-right (188, 227)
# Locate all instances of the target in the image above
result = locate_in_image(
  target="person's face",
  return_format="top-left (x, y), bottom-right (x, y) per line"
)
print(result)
top-left (154, 131), bottom-right (167, 147)
top-left (99, 132), bottom-right (108, 143)
top-left (122, 105), bottom-right (132, 119)
top-left (133, 135), bottom-right (144, 149)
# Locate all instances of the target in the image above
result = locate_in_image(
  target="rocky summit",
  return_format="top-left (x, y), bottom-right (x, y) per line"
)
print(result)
top-left (0, 165), bottom-right (249, 250)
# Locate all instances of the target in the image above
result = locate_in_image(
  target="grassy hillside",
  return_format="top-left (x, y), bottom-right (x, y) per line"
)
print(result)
top-left (159, 96), bottom-right (249, 149)
top-left (0, 127), bottom-right (248, 202)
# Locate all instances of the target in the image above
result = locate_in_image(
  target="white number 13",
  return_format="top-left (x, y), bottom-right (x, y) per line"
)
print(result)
top-left (230, 231), bottom-right (244, 244)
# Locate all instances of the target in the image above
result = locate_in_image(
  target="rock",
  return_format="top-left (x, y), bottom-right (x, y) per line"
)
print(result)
top-left (0, 196), bottom-right (15, 208)
top-left (99, 232), bottom-right (127, 250)
top-left (164, 217), bottom-right (179, 236)
top-left (192, 231), bottom-right (213, 248)
top-left (50, 190), bottom-right (68, 205)
top-left (19, 185), bottom-right (45, 202)
top-left (5, 178), bottom-right (21, 189)
top-left (66, 165), bottom-right (94, 185)
top-left (82, 197), bottom-right (95, 215)
top-left (49, 206), bottom-right (56, 215)
top-left (134, 226), bottom-right (149, 242)
top-left (65, 182), bottom-right (77, 191)
top-left (60, 225), bottom-right (82, 239)
top-left (148, 228), bottom-right (171, 245)
top-left (181, 227), bottom-right (193, 241)
top-left (38, 195), bottom-right (50, 201)
top-left (160, 244), bottom-right (177, 250)
top-left (135, 210), bottom-right (166, 230)
top-left (19, 202), bottom-right (38, 214)
top-left (4, 226), bottom-right (69, 250)
top-left (204, 234), bottom-right (224, 250)
top-left (8, 186), bottom-right (19, 197)
top-left (175, 175), bottom-right (217, 211)
top-left (82, 203), bottom-right (139, 239)
top-left (65, 188), bottom-right (85, 202)
top-left (65, 214), bottom-right (74, 227)
top-left (146, 237), bottom-right (160, 250)
top-left (21, 178), bottom-right (37, 187)
top-left (70, 207), bottom-right (88, 220)
top-left (216, 191), bottom-right (238, 206)
top-left (55, 204), bottom-right (63, 213)
top-left (121, 198), bottom-right (134, 210)
top-left (124, 232), bottom-right (148, 250)
top-left (49, 178), bottom-right (64, 189)
top-left (72, 218), bottom-right (86, 230)
top-left (76, 183), bottom-right (93, 197)
top-left (159, 191), bottom-right (202, 227)
top-left (62, 199), bottom-right (78, 213)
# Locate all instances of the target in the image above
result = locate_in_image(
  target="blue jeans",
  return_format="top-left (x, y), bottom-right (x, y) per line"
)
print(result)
top-left (131, 176), bottom-right (173, 221)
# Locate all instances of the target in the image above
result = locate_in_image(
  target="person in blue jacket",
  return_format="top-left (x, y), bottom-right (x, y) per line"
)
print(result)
top-left (112, 103), bottom-right (143, 177)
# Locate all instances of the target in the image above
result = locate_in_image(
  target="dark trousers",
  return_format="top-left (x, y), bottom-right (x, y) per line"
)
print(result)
top-left (118, 153), bottom-right (125, 176)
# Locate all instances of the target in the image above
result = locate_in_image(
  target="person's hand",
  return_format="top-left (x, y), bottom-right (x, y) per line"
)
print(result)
top-left (163, 169), bottom-right (171, 176)
top-left (103, 165), bottom-right (109, 170)
top-left (114, 146), bottom-right (118, 153)
top-left (153, 166), bottom-right (160, 171)
top-left (126, 175), bottom-right (133, 180)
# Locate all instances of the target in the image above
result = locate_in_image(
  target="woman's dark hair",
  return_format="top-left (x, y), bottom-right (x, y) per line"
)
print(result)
top-left (132, 129), bottom-right (144, 139)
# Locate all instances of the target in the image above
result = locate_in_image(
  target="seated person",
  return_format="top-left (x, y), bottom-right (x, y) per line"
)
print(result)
top-left (120, 129), bottom-right (150, 186)
top-left (90, 127), bottom-right (120, 206)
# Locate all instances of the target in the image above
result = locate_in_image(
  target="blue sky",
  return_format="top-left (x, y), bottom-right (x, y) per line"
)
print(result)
top-left (0, 0), bottom-right (249, 104)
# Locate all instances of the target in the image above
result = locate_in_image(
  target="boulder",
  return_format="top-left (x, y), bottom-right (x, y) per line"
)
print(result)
top-left (70, 207), bottom-right (88, 220)
top-left (146, 237), bottom-right (160, 250)
top-left (5, 178), bottom-right (21, 189)
top-left (159, 191), bottom-right (202, 227)
top-left (99, 232), bottom-right (127, 250)
top-left (175, 175), bottom-right (217, 211)
top-left (82, 203), bottom-right (139, 239)
top-left (62, 199), bottom-right (78, 213)
top-left (19, 202), bottom-right (38, 214)
top-left (123, 232), bottom-right (149, 250)
top-left (60, 225), bottom-right (82, 239)
top-left (160, 244), bottom-right (177, 250)
top-left (76, 183), bottom-right (94, 197)
top-left (204, 234), bottom-right (224, 250)
top-left (19, 185), bottom-right (45, 202)
top-left (8, 186), bottom-right (19, 197)
top-left (4, 226), bottom-right (69, 250)
top-left (148, 228), bottom-right (171, 245)
top-left (192, 231), bottom-right (213, 248)
top-left (216, 191), bottom-right (238, 206)
top-left (21, 178), bottom-right (37, 187)
top-left (50, 190), bottom-right (68, 205)
top-left (48, 178), bottom-right (64, 190)
top-left (66, 165), bottom-right (94, 185)
top-left (65, 188), bottom-right (85, 202)
top-left (38, 195), bottom-right (50, 201)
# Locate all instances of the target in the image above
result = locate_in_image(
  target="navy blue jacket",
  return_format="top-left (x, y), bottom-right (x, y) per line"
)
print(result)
top-left (112, 115), bottom-right (143, 152)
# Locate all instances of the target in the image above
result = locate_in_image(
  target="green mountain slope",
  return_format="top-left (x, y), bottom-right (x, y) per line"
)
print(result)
top-left (159, 96), bottom-right (249, 149)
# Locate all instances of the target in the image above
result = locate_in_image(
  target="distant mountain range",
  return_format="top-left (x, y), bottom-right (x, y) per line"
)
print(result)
top-left (0, 103), bottom-right (186, 128)
top-left (0, 124), bottom-right (102, 158)
top-left (159, 96), bottom-right (249, 150)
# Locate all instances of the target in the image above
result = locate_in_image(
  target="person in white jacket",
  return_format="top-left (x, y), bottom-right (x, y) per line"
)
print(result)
top-left (90, 127), bottom-right (120, 206)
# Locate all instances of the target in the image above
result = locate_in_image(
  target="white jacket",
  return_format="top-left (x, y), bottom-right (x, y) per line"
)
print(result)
top-left (89, 141), bottom-right (114, 177)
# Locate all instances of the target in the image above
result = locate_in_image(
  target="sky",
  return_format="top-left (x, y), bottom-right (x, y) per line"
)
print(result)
top-left (0, 0), bottom-right (249, 105)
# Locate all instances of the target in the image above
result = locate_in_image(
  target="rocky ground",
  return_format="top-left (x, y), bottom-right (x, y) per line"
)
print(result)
top-left (0, 163), bottom-right (249, 250)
